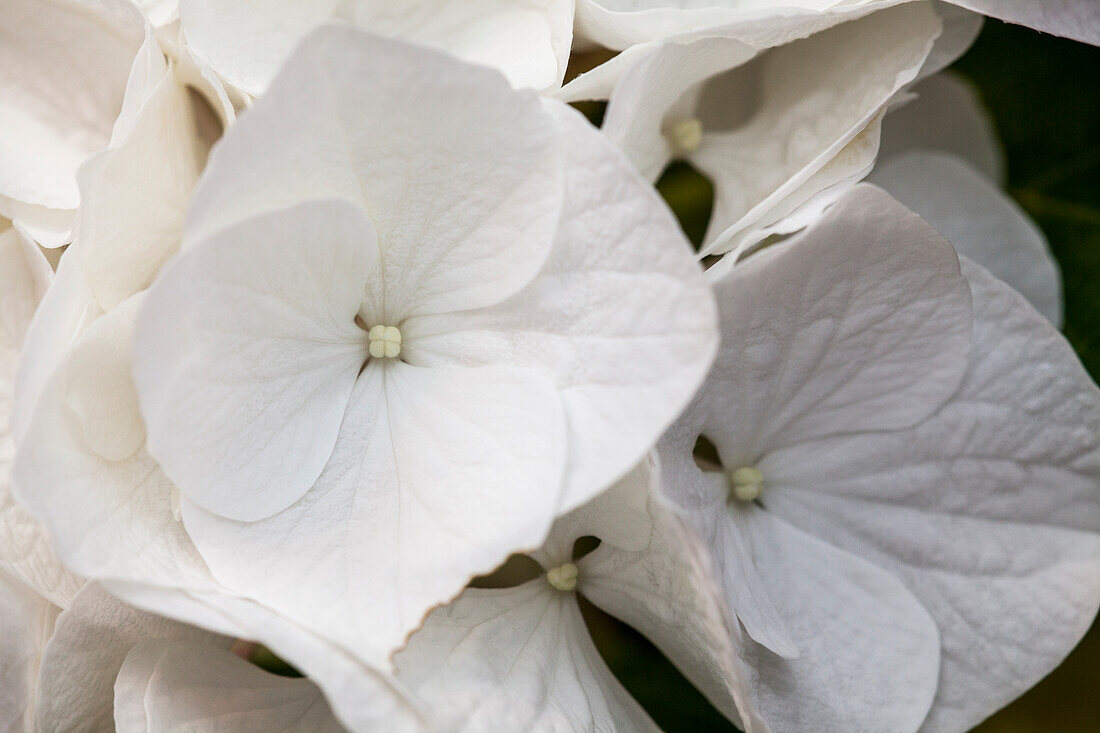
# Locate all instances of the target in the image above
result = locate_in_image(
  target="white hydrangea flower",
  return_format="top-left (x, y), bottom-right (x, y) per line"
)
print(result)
top-left (583, 3), bottom-right (940, 258)
top-left (178, 0), bottom-right (575, 97)
top-left (395, 457), bottom-right (763, 732)
top-left (13, 285), bottom-right (432, 730)
top-left (658, 184), bottom-right (1100, 731)
top-left (872, 72), bottom-right (1062, 326)
top-left (575, 0), bottom-right (1100, 50)
top-left (127, 25), bottom-right (716, 668)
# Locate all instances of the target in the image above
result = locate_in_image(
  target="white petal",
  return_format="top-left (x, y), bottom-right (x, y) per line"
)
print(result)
top-left (179, 0), bottom-right (341, 96)
top-left (134, 0), bottom-right (179, 27)
top-left (74, 58), bottom-right (208, 312)
top-left (916, 4), bottom-right (983, 82)
top-left (951, 0), bottom-right (1100, 44)
top-left (574, 0), bottom-right (856, 51)
top-left (0, 225), bottom-right (81, 608)
top-left (114, 640), bottom-right (343, 732)
top-left (0, 570), bottom-right (58, 733)
top-left (879, 72), bottom-right (1005, 184)
top-left (9, 253), bottom-right (103, 444)
top-left (12, 310), bottom-right (216, 594)
top-left (0, 0), bottom-right (144, 237)
top-left (690, 4), bottom-right (940, 255)
top-left (182, 0), bottom-right (573, 95)
top-left (404, 105), bottom-right (718, 513)
top-left (761, 258), bottom-right (1100, 732)
top-left (63, 296), bottom-right (146, 462)
top-left (135, 200), bottom-right (374, 521)
top-left (724, 507), bottom-right (940, 731)
top-left (568, 458), bottom-right (763, 731)
top-left (0, 489), bottom-right (81, 611)
top-left (0, 223), bottom-right (51, 352)
top-left (35, 583), bottom-right (229, 732)
top-left (182, 362), bottom-right (565, 662)
top-left (533, 458), bottom-right (656, 566)
top-left (106, 585), bottom-right (430, 732)
top-left (396, 581), bottom-right (658, 731)
top-left (869, 151), bottom-right (1062, 326)
top-left (340, 0), bottom-right (575, 91)
top-left (600, 35), bottom-right (757, 181)
top-left (700, 185), bottom-right (971, 460)
top-left (183, 27), bottom-right (562, 319)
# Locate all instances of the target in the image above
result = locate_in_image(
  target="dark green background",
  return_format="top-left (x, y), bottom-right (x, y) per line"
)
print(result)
top-left (591, 19), bottom-right (1100, 732)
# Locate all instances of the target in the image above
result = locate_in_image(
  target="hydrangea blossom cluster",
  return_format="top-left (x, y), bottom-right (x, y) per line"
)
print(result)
top-left (2, 1), bottom-right (1099, 731)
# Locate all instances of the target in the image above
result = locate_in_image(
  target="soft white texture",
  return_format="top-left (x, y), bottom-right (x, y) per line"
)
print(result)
top-left (597, 3), bottom-right (940, 257)
top-left (870, 151), bottom-right (1063, 327)
top-left (0, 0), bottom-right (146, 245)
top-left (659, 184), bottom-right (1100, 730)
top-left (0, 222), bottom-right (81, 611)
top-left (575, 0), bottom-right (1100, 49)
top-left (179, 0), bottom-right (574, 95)
top-left (396, 458), bottom-right (760, 732)
top-left (130, 27), bottom-right (717, 668)
top-left (113, 640), bottom-right (343, 732)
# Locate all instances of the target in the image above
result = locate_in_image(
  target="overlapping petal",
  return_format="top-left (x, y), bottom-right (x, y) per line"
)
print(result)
top-left (33, 584), bottom-right (231, 732)
top-left (760, 257), bottom-right (1100, 731)
top-left (404, 105), bottom-right (718, 512)
top-left (396, 459), bottom-right (751, 731)
top-left (135, 200), bottom-right (377, 521)
top-left (575, 0), bottom-right (1099, 49)
top-left (0, 0), bottom-right (145, 245)
top-left (597, 4), bottom-right (940, 256)
top-left (180, 0), bottom-right (574, 95)
top-left (114, 640), bottom-right (343, 732)
top-left (659, 183), bottom-right (1100, 730)
top-left (180, 361), bottom-right (565, 664)
top-left (870, 151), bottom-right (1062, 326)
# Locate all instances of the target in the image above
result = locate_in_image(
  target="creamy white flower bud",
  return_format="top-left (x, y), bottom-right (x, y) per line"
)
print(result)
top-left (729, 466), bottom-right (764, 503)
top-left (546, 562), bottom-right (579, 592)
top-left (368, 324), bottom-right (402, 359)
top-left (663, 117), bottom-right (703, 156)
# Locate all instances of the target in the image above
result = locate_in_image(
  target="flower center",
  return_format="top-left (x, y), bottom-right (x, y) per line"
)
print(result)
top-left (546, 562), bottom-right (578, 592)
top-left (368, 324), bottom-right (402, 359)
top-left (664, 117), bottom-right (703, 156)
top-left (729, 466), bottom-right (764, 503)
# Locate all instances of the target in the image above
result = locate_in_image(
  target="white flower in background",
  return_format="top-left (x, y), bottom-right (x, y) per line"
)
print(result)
top-left (0, 569), bottom-right (345, 733)
top-left (582, 4), bottom-right (940, 259)
top-left (113, 639), bottom-right (344, 733)
top-left (395, 458), bottom-right (763, 732)
top-left (0, 579), bottom-right (229, 732)
top-left (177, 0), bottom-right (575, 97)
top-left (128, 25), bottom-right (717, 668)
top-left (0, 220), bottom-right (81, 609)
top-left (575, 0), bottom-right (1100, 51)
top-left (658, 184), bottom-right (1100, 731)
top-left (877, 71), bottom-right (1005, 184)
top-left (0, 0), bottom-right (149, 246)
top-left (872, 72), bottom-right (1063, 326)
